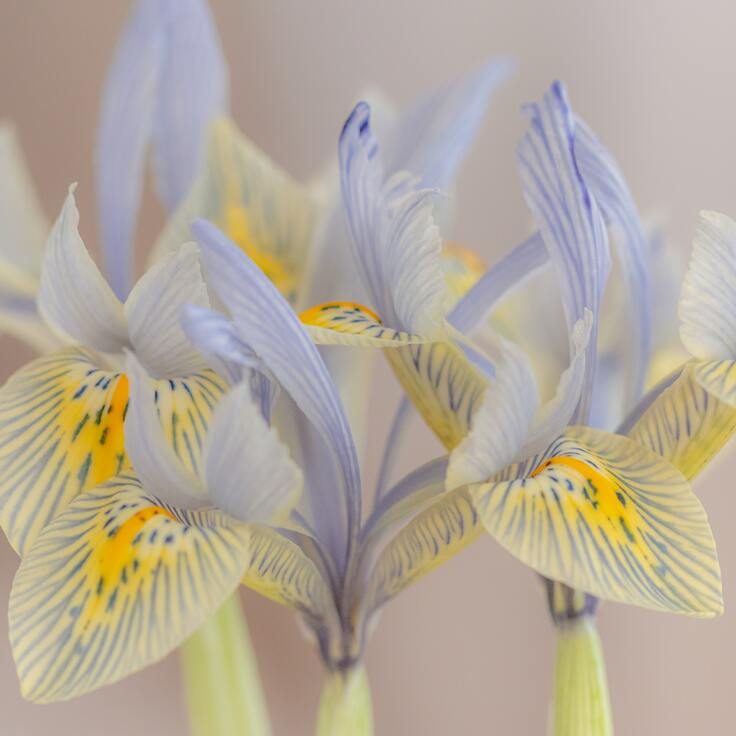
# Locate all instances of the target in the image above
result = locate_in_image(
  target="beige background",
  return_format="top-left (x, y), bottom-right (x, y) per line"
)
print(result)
top-left (1, 1), bottom-right (735, 734)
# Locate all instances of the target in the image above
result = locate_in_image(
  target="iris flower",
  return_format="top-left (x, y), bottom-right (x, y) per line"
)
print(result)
top-left (8, 345), bottom-right (301, 701)
top-left (295, 82), bottom-right (725, 734)
top-left (182, 217), bottom-right (523, 723)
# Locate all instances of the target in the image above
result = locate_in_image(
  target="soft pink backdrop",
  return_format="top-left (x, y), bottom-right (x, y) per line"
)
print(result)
top-left (0, 1), bottom-right (734, 734)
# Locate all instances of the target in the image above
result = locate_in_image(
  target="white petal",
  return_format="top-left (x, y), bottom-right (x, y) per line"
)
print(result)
top-left (37, 186), bottom-right (129, 352)
top-left (125, 241), bottom-right (210, 377)
top-left (203, 382), bottom-right (302, 524)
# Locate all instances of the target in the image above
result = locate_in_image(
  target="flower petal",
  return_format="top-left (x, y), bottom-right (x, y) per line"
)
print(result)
top-left (149, 0), bottom-right (228, 211)
top-left (517, 82), bottom-right (610, 423)
top-left (470, 427), bottom-right (723, 616)
top-left (203, 382), bottom-right (302, 523)
top-left (152, 118), bottom-right (318, 306)
top-left (300, 302), bottom-right (427, 347)
top-left (37, 187), bottom-right (129, 353)
top-left (365, 487), bottom-right (481, 612)
top-left (518, 311), bottom-right (593, 458)
top-left (242, 525), bottom-right (335, 623)
top-left (385, 341), bottom-right (490, 450)
top-left (125, 242), bottom-right (209, 378)
top-left (194, 220), bottom-right (361, 560)
top-left (9, 475), bottom-right (250, 702)
top-left (339, 103), bottom-right (447, 337)
top-left (383, 59), bottom-right (512, 192)
top-left (691, 360), bottom-right (736, 407)
top-left (0, 349), bottom-right (129, 556)
top-left (123, 353), bottom-right (209, 509)
top-left (448, 232), bottom-right (549, 334)
top-left (0, 124), bottom-right (47, 291)
top-left (679, 211), bottom-right (736, 360)
top-left (626, 364), bottom-right (736, 481)
top-left (446, 335), bottom-right (538, 489)
top-left (97, 0), bottom-right (228, 299)
top-left (574, 116), bottom-right (651, 408)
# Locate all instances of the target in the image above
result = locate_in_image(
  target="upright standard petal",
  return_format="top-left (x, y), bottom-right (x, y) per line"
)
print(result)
top-left (152, 118), bottom-right (318, 307)
top-left (203, 382), bottom-right (302, 524)
top-left (517, 82), bottom-right (610, 423)
top-left (194, 220), bottom-right (361, 563)
top-left (125, 242), bottom-right (210, 378)
top-left (679, 211), bottom-right (736, 361)
top-left (9, 475), bottom-right (250, 702)
top-left (574, 116), bottom-right (651, 409)
top-left (38, 187), bottom-right (129, 353)
top-left (470, 427), bottom-right (723, 616)
top-left (339, 102), bottom-right (447, 337)
top-left (97, 0), bottom-right (228, 299)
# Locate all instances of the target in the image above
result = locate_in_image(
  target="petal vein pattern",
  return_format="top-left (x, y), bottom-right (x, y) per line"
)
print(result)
top-left (9, 476), bottom-right (250, 702)
top-left (470, 427), bottom-right (722, 616)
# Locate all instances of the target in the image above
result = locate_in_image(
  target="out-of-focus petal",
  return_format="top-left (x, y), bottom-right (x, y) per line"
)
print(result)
top-left (679, 211), bottom-right (736, 360)
top-left (203, 382), bottom-right (302, 523)
top-left (97, 0), bottom-right (228, 299)
top-left (471, 427), bottom-right (723, 616)
top-left (517, 82), bottom-right (610, 423)
top-left (38, 187), bottom-right (129, 353)
top-left (0, 124), bottom-right (47, 291)
top-left (9, 476), bottom-right (250, 702)
top-left (125, 242), bottom-right (209, 378)
top-left (339, 103), bottom-right (447, 337)
top-left (384, 59), bottom-right (512, 192)
top-left (448, 232), bottom-right (549, 334)
top-left (194, 220), bottom-right (361, 561)
top-left (150, 0), bottom-right (228, 211)
top-left (152, 118), bottom-right (319, 307)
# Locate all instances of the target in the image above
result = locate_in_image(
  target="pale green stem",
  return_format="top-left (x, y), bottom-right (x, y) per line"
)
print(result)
top-left (552, 617), bottom-right (614, 736)
top-left (181, 593), bottom-right (272, 736)
top-left (316, 667), bottom-right (374, 736)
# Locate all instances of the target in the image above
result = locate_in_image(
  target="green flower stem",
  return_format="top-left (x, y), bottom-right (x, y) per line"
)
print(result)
top-left (552, 617), bottom-right (613, 736)
top-left (181, 593), bottom-right (272, 736)
top-left (316, 666), bottom-right (374, 736)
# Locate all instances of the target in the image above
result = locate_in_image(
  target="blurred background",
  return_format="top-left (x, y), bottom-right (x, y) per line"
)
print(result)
top-left (0, 1), bottom-right (734, 733)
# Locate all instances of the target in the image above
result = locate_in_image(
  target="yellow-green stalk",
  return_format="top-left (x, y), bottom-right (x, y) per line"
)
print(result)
top-left (316, 667), bottom-right (373, 736)
top-left (181, 593), bottom-right (272, 736)
top-left (546, 580), bottom-right (613, 736)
